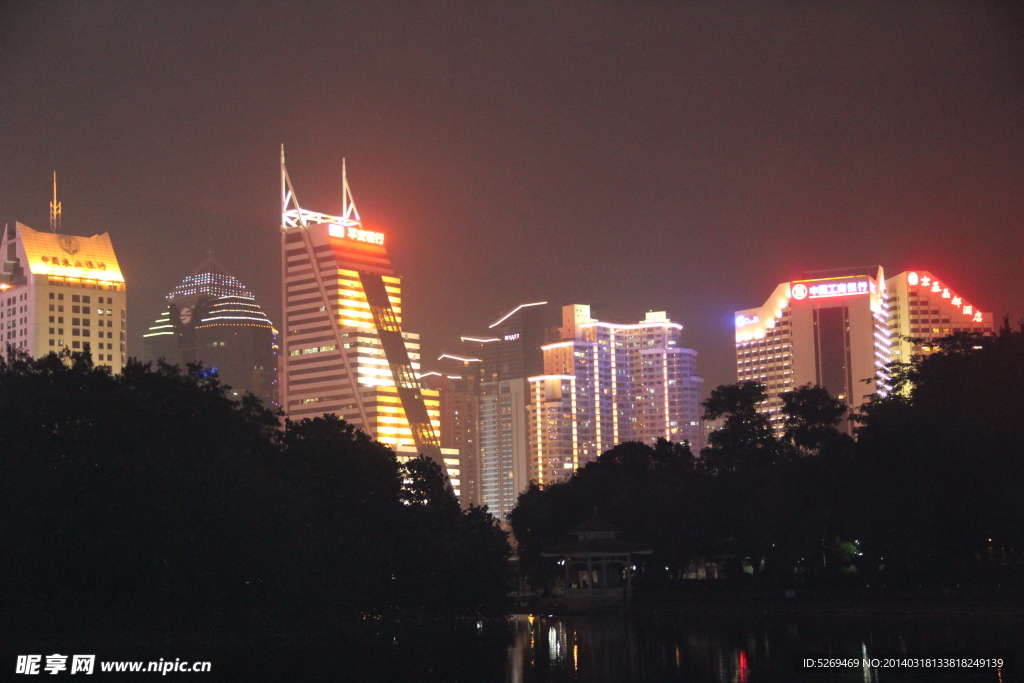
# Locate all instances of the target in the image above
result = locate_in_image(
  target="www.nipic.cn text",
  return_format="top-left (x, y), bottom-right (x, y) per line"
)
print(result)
top-left (16, 655), bottom-right (212, 675)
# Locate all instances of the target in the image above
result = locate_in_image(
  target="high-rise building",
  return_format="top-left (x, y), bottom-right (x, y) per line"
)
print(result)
top-left (143, 253), bottom-right (278, 407)
top-left (278, 152), bottom-right (458, 494)
top-left (463, 301), bottom-right (557, 520)
top-left (886, 270), bottom-right (994, 363)
top-left (528, 305), bottom-right (704, 486)
top-left (421, 353), bottom-right (482, 509)
top-left (0, 214), bottom-right (126, 371)
top-left (734, 267), bottom-right (891, 433)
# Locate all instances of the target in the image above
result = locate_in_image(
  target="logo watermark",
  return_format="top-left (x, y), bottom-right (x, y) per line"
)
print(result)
top-left (16, 655), bottom-right (211, 675)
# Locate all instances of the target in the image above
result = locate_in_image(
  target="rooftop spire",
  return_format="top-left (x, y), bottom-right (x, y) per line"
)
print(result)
top-left (49, 172), bottom-right (61, 233)
top-left (280, 144), bottom-right (306, 228)
top-left (342, 158), bottom-right (360, 223)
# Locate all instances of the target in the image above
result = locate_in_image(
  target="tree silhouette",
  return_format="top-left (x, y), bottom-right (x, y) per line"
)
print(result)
top-left (700, 381), bottom-right (779, 472)
top-left (0, 347), bottom-right (511, 639)
top-left (780, 384), bottom-right (853, 457)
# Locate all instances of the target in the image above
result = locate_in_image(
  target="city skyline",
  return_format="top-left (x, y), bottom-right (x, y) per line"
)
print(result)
top-left (1, 2), bottom-right (1021, 394)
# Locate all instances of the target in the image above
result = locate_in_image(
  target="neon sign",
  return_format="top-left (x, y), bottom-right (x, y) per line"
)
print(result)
top-left (792, 278), bottom-right (870, 300)
top-left (906, 272), bottom-right (983, 321)
top-left (328, 223), bottom-right (384, 245)
top-left (735, 314), bottom-right (759, 328)
top-left (504, 333), bottom-right (520, 341)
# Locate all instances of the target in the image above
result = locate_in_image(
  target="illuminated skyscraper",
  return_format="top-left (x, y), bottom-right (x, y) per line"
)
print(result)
top-left (886, 270), bottom-right (994, 363)
top-left (734, 267), bottom-right (891, 434)
top-left (278, 151), bottom-right (457, 492)
top-left (143, 253), bottom-right (278, 407)
top-left (528, 305), bottom-right (704, 485)
top-left (0, 180), bottom-right (126, 371)
top-left (466, 302), bottom-right (556, 519)
top-left (421, 353), bottom-right (482, 509)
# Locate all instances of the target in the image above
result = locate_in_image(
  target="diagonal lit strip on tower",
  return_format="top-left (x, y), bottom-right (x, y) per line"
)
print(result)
top-left (278, 148), bottom-right (445, 475)
top-left (360, 270), bottom-right (445, 472)
top-left (280, 145), bottom-right (369, 429)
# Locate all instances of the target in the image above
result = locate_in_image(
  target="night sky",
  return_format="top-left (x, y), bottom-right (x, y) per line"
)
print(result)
top-left (2, 1), bottom-right (1021, 393)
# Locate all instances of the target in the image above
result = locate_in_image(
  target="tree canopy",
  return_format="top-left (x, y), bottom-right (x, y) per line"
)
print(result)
top-left (512, 327), bottom-right (1024, 597)
top-left (700, 381), bottom-right (778, 471)
top-left (0, 349), bottom-right (510, 638)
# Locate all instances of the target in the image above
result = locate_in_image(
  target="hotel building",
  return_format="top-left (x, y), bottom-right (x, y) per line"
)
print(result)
top-left (0, 220), bottom-right (126, 371)
top-left (528, 305), bottom-right (704, 486)
top-left (143, 253), bottom-right (278, 408)
top-left (734, 267), bottom-right (891, 433)
top-left (886, 270), bottom-right (994, 363)
top-left (278, 152), bottom-right (457, 493)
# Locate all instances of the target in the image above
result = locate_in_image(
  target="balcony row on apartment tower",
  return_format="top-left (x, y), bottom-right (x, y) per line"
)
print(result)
top-left (433, 302), bottom-right (704, 520)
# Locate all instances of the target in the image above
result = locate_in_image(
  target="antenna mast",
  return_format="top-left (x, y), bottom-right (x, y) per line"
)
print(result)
top-left (49, 172), bottom-right (61, 233)
top-left (342, 158), bottom-right (360, 223)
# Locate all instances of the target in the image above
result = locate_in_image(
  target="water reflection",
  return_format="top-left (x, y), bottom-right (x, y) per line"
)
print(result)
top-left (95, 612), bottom-right (1019, 680)
top-left (508, 612), bottom-right (1021, 682)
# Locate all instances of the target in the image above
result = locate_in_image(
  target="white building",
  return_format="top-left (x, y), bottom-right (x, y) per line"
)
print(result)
top-left (528, 305), bottom-right (704, 485)
top-left (734, 267), bottom-right (891, 434)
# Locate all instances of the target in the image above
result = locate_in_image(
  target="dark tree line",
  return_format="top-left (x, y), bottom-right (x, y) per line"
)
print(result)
top-left (511, 325), bottom-right (1024, 597)
top-left (0, 349), bottom-right (510, 639)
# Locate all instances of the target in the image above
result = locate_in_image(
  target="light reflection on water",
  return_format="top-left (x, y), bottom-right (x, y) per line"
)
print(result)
top-left (506, 612), bottom-right (1021, 682)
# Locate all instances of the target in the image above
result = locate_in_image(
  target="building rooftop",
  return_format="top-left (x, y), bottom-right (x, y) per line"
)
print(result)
top-left (15, 222), bottom-right (124, 284)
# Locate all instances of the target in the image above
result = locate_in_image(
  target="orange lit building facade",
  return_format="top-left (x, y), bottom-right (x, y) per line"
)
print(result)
top-left (278, 154), bottom-right (458, 494)
top-left (0, 222), bottom-right (126, 371)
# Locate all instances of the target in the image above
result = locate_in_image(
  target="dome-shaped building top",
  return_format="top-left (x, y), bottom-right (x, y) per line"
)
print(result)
top-left (144, 253), bottom-right (278, 407)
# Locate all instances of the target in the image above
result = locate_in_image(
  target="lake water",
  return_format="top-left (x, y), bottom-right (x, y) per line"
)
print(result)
top-left (506, 611), bottom-right (1022, 683)
top-left (14, 610), bottom-right (1018, 681)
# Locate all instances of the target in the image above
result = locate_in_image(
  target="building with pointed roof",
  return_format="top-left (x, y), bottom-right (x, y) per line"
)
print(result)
top-left (143, 253), bottom-right (278, 407)
top-left (277, 151), bottom-right (460, 496)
